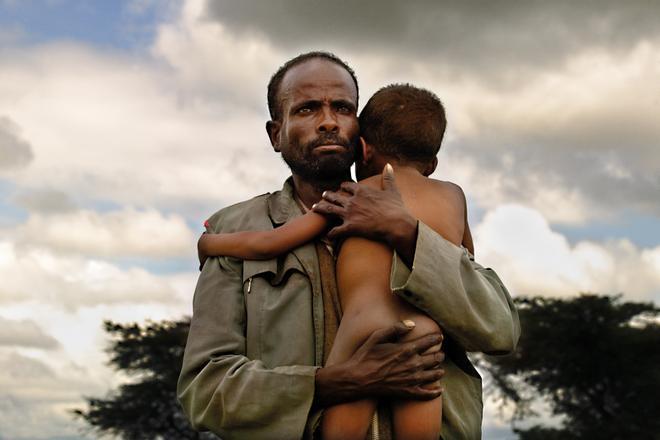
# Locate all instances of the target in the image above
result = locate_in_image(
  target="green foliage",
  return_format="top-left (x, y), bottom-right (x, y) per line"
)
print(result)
top-left (483, 294), bottom-right (660, 439)
top-left (73, 319), bottom-right (214, 440)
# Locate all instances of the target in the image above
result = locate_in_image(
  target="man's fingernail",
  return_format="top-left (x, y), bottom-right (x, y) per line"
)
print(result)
top-left (312, 203), bottom-right (317, 210)
top-left (322, 191), bottom-right (328, 198)
top-left (385, 163), bottom-right (394, 173)
top-left (403, 319), bottom-right (415, 328)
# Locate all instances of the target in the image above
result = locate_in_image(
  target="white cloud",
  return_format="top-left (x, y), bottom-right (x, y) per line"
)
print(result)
top-left (12, 207), bottom-right (196, 258)
top-left (0, 241), bottom-right (188, 309)
top-left (474, 204), bottom-right (660, 301)
top-left (0, 41), bottom-right (288, 217)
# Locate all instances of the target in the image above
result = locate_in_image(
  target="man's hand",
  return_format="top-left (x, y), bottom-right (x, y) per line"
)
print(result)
top-left (312, 164), bottom-right (418, 266)
top-left (314, 322), bottom-right (445, 407)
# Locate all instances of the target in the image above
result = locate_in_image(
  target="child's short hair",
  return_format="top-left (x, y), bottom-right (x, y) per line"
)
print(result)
top-left (359, 84), bottom-right (446, 163)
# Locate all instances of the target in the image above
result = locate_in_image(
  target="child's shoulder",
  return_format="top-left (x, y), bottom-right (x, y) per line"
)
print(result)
top-left (422, 179), bottom-right (467, 212)
top-left (427, 178), bottom-right (466, 199)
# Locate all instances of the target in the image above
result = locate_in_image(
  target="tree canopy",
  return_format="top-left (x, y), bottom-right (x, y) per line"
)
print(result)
top-left (482, 294), bottom-right (660, 439)
top-left (73, 319), bottom-right (214, 440)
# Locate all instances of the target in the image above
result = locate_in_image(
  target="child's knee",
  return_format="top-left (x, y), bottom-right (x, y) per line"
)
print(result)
top-left (401, 314), bottom-right (442, 341)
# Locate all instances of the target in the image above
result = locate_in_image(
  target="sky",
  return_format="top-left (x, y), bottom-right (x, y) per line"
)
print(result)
top-left (0, 0), bottom-right (659, 438)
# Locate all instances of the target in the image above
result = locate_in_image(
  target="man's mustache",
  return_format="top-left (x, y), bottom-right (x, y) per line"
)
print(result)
top-left (305, 134), bottom-right (353, 150)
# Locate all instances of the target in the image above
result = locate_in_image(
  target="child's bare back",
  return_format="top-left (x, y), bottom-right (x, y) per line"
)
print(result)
top-left (333, 168), bottom-right (468, 340)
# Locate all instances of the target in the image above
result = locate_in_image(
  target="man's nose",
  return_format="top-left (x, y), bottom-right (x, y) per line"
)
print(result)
top-left (317, 107), bottom-right (338, 133)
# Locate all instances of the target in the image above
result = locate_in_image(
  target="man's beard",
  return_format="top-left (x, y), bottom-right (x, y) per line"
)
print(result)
top-left (281, 133), bottom-right (358, 186)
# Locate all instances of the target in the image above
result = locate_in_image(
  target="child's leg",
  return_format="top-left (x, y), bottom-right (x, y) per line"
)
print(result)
top-left (320, 311), bottom-right (381, 440)
top-left (391, 314), bottom-right (442, 440)
top-left (321, 310), bottom-right (442, 440)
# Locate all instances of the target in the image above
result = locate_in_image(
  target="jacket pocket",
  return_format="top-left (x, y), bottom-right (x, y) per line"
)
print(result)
top-left (242, 254), bottom-right (309, 363)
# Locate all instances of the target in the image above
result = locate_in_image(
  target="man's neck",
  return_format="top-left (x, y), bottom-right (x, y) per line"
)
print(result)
top-left (291, 173), bottom-right (349, 208)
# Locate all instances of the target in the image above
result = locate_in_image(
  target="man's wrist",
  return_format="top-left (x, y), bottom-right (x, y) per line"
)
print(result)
top-left (388, 215), bottom-right (418, 268)
top-left (314, 364), bottom-right (356, 408)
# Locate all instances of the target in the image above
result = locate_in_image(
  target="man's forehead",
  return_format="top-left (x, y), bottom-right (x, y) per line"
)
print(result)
top-left (280, 59), bottom-right (357, 102)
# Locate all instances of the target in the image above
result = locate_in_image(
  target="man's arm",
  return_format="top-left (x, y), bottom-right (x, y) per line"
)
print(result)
top-left (390, 221), bottom-right (520, 353)
top-left (313, 165), bottom-right (520, 354)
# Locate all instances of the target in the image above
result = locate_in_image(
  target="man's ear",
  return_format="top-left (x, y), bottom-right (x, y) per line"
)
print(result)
top-left (361, 137), bottom-right (374, 164)
top-left (266, 120), bottom-right (281, 152)
top-left (423, 157), bottom-right (438, 176)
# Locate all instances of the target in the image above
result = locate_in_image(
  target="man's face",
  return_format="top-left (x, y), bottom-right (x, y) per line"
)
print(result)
top-left (268, 59), bottom-right (359, 182)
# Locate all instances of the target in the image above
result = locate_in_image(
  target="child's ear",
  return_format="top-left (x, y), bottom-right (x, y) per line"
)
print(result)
top-left (360, 137), bottom-right (374, 164)
top-left (423, 157), bottom-right (438, 176)
top-left (266, 120), bottom-right (281, 152)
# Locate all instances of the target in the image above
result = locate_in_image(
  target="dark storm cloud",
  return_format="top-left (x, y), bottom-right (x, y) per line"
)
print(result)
top-left (450, 101), bottom-right (660, 218)
top-left (203, 0), bottom-right (660, 74)
top-left (0, 116), bottom-right (33, 171)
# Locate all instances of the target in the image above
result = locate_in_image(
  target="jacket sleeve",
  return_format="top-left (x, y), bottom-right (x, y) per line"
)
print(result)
top-left (390, 221), bottom-right (520, 354)
top-left (177, 254), bottom-right (319, 439)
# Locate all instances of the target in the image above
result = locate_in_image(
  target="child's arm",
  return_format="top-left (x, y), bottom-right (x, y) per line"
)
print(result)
top-left (461, 191), bottom-right (475, 256)
top-left (198, 210), bottom-right (328, 264)
top-left (462, 221), bottom-right (475, 256)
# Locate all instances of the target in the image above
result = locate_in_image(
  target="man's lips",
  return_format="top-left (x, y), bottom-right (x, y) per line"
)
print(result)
top-left (313, 144), bottom-right (348, 154)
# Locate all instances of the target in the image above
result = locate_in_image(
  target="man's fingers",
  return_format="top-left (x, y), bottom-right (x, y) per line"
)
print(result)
top-left (401, 332), bottom-right (443, 356)
top-left (419, 350), bottom-right (445, 369)
top-left (339, 181), bottom-right (358, 195)
top-left (381, 163), bottom-right (397, 191)
top-left (421, 343), bottom-right (443, 355)
top-left (367, 322), bottom-right (415, 346)
top-left (327, 224), bottom-right (350, 241)
top-left (399, 384), bottom-right (444, 401)
top-left (312, 200), bottom-right (344, 217)
top-left (321, 189), bottom-right (348, 206)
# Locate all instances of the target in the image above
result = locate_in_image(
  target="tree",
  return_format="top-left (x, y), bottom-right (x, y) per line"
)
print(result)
top-left (73, 319), bottom-right (214, 440)
top-left (481, 294), bottom-right (660, 439)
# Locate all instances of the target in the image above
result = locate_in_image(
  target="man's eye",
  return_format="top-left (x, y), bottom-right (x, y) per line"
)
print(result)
top-left (337, 105), bottom-right (352, 113)
top-left (297, 107), bottom-right (312, 114)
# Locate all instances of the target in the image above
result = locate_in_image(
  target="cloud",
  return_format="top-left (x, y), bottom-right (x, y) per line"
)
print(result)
top-left (0, 115), bottom-right (33, 171)
top-left (0, 41), bottom-right (289, 221)
top-left (0, 351), bottom-right (100, 439)
top-left (474, 204), bottom-right (660, 301)
top-left (0, 317), bottom-right (59, 349)
top-left (13, 188), bottom-right (77, 214)
top-left (0, 241), bottom-right (185, 309)
top-left (202, 0), bottom-right (660, 76)
top-left (13, 207), bottom-right (197, 258)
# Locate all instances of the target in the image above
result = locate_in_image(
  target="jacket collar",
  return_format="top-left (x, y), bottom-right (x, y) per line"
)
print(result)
top-left (267, 176), bottom-right (303, 226)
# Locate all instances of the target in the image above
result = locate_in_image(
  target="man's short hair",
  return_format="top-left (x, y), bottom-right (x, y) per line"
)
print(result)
top-left (267, 51), bottom-right (359, 121)
top-left (359, 84), bottom-right (446, 163)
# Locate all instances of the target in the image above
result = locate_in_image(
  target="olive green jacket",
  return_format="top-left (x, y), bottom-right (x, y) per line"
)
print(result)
top-left (177, 179), bottom-right (520, 440)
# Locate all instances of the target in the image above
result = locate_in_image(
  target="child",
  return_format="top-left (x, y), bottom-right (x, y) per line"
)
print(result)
top-left (198, 84), bottom-right (473, 440)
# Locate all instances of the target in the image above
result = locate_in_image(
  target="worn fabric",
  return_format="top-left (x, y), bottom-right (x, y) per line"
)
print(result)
top-left (177, 178), bottom-right (520, 440)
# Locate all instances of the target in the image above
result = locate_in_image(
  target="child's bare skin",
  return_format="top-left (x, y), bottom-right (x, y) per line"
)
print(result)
top-left (198, 85), bottom-right (471, 440)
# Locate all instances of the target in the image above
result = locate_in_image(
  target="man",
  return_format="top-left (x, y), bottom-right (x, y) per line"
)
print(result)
top-left (178, 51), bottom-right (520, 439)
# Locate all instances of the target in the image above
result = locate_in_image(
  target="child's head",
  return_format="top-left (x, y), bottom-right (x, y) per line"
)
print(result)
top-left (357, 84), bottom-right (446, 179)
